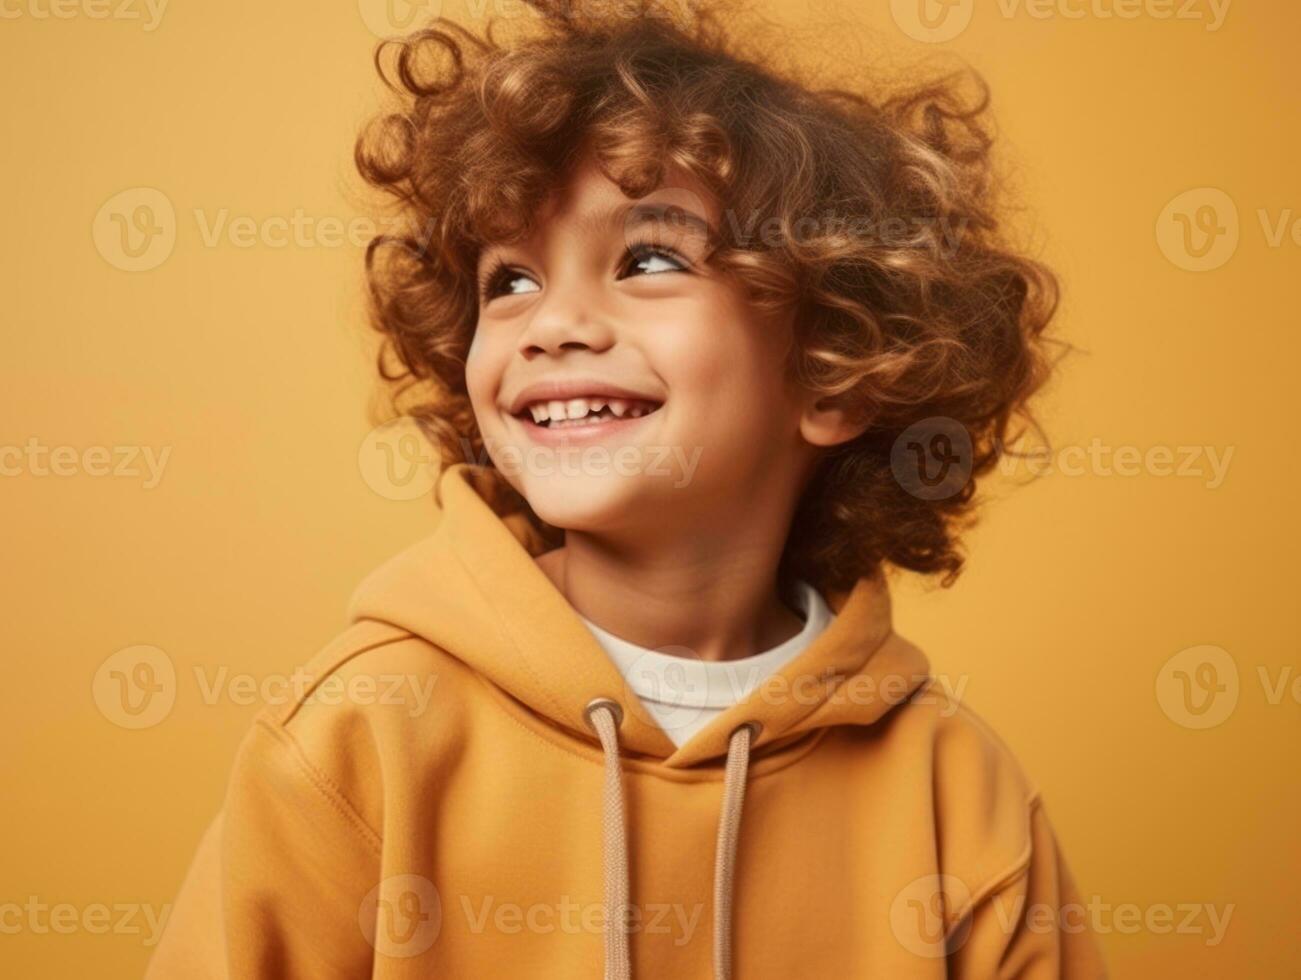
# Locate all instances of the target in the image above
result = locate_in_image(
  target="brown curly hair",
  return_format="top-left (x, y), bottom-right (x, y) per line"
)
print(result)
top-left (353, 0), bottom-right (1061, 595)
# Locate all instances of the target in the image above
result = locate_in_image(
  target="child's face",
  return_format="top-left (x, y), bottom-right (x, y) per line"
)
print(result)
top-left (465, 153), bottom-right (822, 537)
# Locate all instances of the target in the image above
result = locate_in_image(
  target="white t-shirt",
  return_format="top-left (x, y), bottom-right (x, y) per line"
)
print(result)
top-left (576, 579), bottom-right (835, 748)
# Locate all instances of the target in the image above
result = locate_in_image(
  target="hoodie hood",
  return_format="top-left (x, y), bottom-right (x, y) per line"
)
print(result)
top-left (347, 461), bottom-right (931, 768)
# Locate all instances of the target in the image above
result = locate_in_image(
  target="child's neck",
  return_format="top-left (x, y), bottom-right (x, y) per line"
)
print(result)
top-left (534, 542), bottom-right (805, 663)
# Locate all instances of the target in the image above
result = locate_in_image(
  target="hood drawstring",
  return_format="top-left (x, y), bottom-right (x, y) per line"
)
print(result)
top-left (713, 719), bottom-right (757, 980)
top-left (587, 699), bottom-right (632, 980)
top-left (585, 699), bottom-right (758, 980)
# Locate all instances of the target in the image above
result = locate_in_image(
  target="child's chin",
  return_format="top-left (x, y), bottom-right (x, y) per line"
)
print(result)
top-left (519, 473), bottom-right (646, 530)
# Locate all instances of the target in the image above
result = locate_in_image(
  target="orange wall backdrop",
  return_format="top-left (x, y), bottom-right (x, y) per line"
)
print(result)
top-left (1, 1), bottom-right (1297, 976)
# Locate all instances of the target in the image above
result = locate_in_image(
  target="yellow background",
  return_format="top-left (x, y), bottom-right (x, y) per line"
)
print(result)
top-left (1, 0), bottom-right (1297, 975)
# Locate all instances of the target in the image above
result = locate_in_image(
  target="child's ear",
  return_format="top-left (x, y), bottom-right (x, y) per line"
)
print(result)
top-left (798, 393), bottom-right (872, 449)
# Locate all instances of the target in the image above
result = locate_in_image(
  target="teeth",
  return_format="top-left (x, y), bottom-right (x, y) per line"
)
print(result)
top-left (523, 395), bottom-right (660, 426)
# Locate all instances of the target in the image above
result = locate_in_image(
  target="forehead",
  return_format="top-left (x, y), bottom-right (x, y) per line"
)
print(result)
top-left (491, 153), bottom-right (720, 255)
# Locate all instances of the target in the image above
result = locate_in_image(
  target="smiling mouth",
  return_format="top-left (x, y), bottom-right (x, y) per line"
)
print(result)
top-left (514, 396), bottom-right (664, 430)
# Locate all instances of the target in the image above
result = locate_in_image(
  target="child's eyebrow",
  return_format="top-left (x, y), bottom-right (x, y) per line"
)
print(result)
top-left (577, 201), bottom-right (715, 241)
top-left (477, 201), bottom-right (717, 265)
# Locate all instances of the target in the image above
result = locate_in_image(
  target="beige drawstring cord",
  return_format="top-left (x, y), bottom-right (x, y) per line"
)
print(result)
top-left (713, 721), bottom-right (758, 980)
top-left (584, 699), bottom-right (757, 980)
top-left (586, 699), bottom-right (632, 980)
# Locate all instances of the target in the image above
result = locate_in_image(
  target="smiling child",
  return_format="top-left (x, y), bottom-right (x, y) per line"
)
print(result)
top-left (148, 2), bottom-right (1107, 976)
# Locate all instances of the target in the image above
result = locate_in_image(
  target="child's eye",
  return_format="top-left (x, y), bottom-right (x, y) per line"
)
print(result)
top-left (620, 242), bottom-right (689, 279)
top-left (479, 242), bottom-right (689, 302)
top-left (479, 261), bottom-right (541, 301)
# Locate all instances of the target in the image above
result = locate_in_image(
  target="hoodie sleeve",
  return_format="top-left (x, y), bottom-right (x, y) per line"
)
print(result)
top-left (950, 798), bottom-right (1108, 979)
top-left (145, 714), bottom-right (382, 979)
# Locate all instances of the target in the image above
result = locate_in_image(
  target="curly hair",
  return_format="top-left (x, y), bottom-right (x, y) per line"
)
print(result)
top-left (353, 0), bottom-right (1062, 595)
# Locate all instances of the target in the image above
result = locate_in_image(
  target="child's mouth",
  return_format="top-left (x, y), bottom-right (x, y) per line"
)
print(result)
top-left (515, 397), bottom-right (663, 430)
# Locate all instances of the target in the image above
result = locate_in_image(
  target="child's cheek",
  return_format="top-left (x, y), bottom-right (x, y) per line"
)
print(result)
top-left (643, 302), bottom-right (730, 384)
top-left (463, 330), bottom-right (497, 428)
top-left (663, 309), bottom-right (762, 401)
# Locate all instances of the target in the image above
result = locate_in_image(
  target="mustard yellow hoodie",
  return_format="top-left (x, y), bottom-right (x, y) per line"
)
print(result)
top-left (148, 462), bottom-right (1107, 978)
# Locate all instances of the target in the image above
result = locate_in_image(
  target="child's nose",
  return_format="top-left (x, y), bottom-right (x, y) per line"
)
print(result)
top-left (517, 296), bottom-right (618, 358)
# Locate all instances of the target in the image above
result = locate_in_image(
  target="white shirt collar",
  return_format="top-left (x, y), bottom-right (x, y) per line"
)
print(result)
top-left (576, 580), bottom-right (834, 709)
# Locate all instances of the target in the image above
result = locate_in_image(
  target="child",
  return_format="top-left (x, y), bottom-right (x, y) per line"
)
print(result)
top-left (149, 1), bottom-right (1107, 976)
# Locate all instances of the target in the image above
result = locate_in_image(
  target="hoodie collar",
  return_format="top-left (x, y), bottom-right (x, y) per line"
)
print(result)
top-left (348, 462), bottom-right (930, 768)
